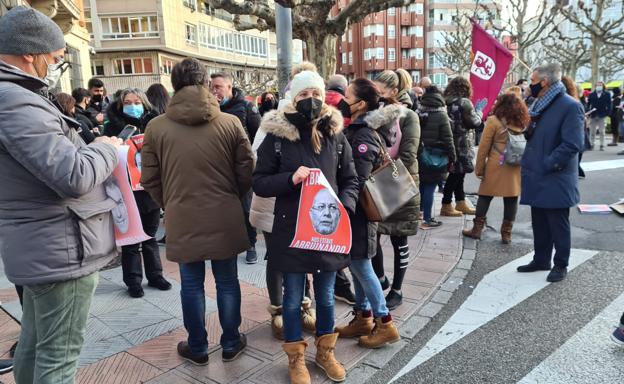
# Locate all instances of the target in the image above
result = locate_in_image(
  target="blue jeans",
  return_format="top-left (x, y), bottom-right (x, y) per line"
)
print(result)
top-left (350, 259), bottom-right (389, 318)
top-left (179, 257), bottom-right (241, 354)
top-left (283, 271), bottom-right (336, 342)
top-left (420, 182), bottom-right (438, 222)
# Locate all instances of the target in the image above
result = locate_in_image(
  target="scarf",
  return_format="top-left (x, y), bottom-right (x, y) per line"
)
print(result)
top-left (529, 80), bottom-right (566, 118)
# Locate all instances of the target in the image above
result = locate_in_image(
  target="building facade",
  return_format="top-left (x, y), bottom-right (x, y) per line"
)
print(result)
top-left (336, 1), bottom-right (426, 83)
top-left (86, 0), bottom-right (298, 94)
top-left (0, 0), bottom-right (93, 93)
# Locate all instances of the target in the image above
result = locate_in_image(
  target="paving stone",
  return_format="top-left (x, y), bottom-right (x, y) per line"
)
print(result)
top-left (89, 285), bottom-right (137, 316)
top-left (127, 327), bottom-right (188, 371)
top-left (343, 363), bottom-right (379, 384)
top-left (464, 237), bottom-right (477, 250)
top-left (403, 268), bottom-right (445, 286)
top-left (462, 248), bottom-right (477, 260)
top-left (410, 257), bottom-right (457, 273)
top-left (390, 299), bottom-right (419, 321)
top-left (77, 352), bottom-right (163, 384)
top-left (144, 370), bottom-right (206, 384)
top-left (123, 318), bottom-right (183, 345)
top-left (97, 301), bottom-right (174, 334)
top-left (439, 278), bottom-right (464, 293)
top-left (450, 268), bottom-right (469, 279)
top-left (361, 339), bottom-right (408, 369)
top-left (456, 258), bottom-right (474, 270)
top-left (98, 267), bottom-right (125, 284)
top-left (84, 316), bottom-right (120, 345)
top-left (418, 301), bottom-right (444, 318)
top-left (241, 293), bottom-right (270, 323)
top-left (399, 315), bottom-right (431, 340)
top-left (0, 308), bottom-right (20, 343)
top-left (78, 335), bottom-right (134, 367)
top-left (306, 337), bottom-right (369, 371)
top-left (400, 282), bottom-right (432, 301)
top-left (0, 287), bottom-right (19, 303)
top-left (177, 349), bottom-right (266, 384)
top-left (245, 323), bottom-right (285, 358)
top-left (431, 290), bottom-right (454, 305)
top-left (1, 300), bottom-right (21, 323)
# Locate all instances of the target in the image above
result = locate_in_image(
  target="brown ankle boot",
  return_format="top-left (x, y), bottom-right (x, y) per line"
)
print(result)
top-left (501, 220), bottom-right (514, 244)
top-left (282, 341), bottom-right (311, 384)
top-left (440, 203), bottom-right (463, 217)
top-left (268, 305), bottom-right (284, 340)
top-left (334, 310), bottom-right (374, 338)
top-left (315, 333), bottom-right (345, 382)
top-left (301, 297), bottom-right (316, 333)
top-left (358, 317), bottom-right (400, 349)
top-left (455, 200), bottom-right (476, 215)
top-left (462, 217), bottom-right (486, 240)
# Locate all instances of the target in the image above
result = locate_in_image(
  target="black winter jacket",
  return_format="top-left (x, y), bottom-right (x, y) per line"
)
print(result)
top-left (220, 88), bottom-right (261, 142)
top-left (253, 103), bottom-right (359, 273)
top-left (345, 105), bottom-right (398, 259)
top-left (418, 92), bottom-right (456, 184)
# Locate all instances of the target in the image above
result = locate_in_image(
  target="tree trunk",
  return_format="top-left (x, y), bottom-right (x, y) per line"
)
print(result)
top-left (591, 38), bottom-right (601, 86)
top-left (303, 30), bottom-right (337, 79)
top-left (516, 46), bottom-right (528, 79)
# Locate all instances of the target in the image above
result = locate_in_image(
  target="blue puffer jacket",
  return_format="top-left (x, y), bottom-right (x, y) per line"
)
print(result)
top-left (520, 92), bottom-right (585, 209)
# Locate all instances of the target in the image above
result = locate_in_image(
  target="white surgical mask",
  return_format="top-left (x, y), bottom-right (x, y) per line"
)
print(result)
top-left (43, 56), bottom-right (65, 88)
top-left (596, 86), bottom-right (604, 92)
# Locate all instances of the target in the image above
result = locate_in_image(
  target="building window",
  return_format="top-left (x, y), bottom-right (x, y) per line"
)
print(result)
top-left (364, 48), bottom-right (371, 60)
top-left (100, 15), bottom-right (158, 39)
top-left (429, 9), bottom-right (434, 19)
top-left (411, 70), bottom-right (420, 82)
top-left (348, 29), bottom-right (352, 43)
top-left (415, 3), bottom-right (424, 14)
top-left (66, 45), bottom-right (83, 91)
top-left (376, 47), bottom-right (384, 60)
top-left (198, 24), bottom-right (268, 58)
top-left (375, 24), bottom-right (384, 36)
top-left (416, 48), bottom-right (423, 59)
top-left (401, 27), bottom-right (408, 36)
top-left (161, 58), bottom-right (177, 74)
top-left (112, 58), bottom-right (154, 75)
top-left (342, 33), bottom-right (347, 42)
top-left (401, 49), bottom-right (408, 59)
top-left (363, 25), bottom-right (370, 38)
top-left (388, 25), bottom-right (396, 39)
top-left (388, 48), bottom-right (396, 62)
top-left (433, 73), bottom-right (448, 86)
top-left (415, 26), bottom-right (423, 37)
top-left (185, 23), bottom-right (197, 45)
top-left (387, 7), bottom-right (396, 16)
top-left (348, 51), bottom-right (353, 65)
top-left (342, 53), bottom-right (347, 64)
top-left (183, 0), bottom-right (197, 10)
top-left (91, 60), bottom-right (104, 76)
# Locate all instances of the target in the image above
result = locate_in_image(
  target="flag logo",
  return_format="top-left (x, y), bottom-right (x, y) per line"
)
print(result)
top-left (470, 50), bottom-right (496, 80)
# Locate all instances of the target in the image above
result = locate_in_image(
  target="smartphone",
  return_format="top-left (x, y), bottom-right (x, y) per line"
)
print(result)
top-left (117, 125), bottom-right (137, 141)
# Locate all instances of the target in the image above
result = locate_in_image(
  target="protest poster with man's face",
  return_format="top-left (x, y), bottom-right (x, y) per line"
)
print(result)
top-left (290, 169), bottom-right (352, 254)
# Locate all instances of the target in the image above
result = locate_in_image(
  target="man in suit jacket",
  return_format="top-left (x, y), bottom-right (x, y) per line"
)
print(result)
top-left (587, 81), bottom-right (612, 151)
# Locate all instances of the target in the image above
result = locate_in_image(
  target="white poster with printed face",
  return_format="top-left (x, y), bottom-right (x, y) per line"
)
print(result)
top-left (290, 169), bottom-right (352, 254)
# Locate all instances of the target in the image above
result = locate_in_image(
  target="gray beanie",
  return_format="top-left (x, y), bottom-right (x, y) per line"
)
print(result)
top-left (0, 6), bottom-right (65, 55)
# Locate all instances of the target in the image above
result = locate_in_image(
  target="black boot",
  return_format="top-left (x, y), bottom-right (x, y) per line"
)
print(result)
top-left (517, 261), bottom-right (551, 273)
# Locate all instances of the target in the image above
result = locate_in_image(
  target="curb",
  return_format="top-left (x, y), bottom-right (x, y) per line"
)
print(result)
top-left (344, 216), bottom-right (475, 384)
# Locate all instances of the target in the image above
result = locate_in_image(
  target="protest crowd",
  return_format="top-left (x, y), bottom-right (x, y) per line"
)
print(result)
top-left (0, 5), bottom-right (623, 384)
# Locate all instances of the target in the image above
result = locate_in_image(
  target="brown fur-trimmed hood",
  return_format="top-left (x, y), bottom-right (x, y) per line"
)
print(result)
top-left (259, 103), bottom-right (344, 142)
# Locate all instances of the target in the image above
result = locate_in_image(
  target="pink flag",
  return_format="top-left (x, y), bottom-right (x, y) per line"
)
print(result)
top-left (470, 20), bottom-right (513, 117)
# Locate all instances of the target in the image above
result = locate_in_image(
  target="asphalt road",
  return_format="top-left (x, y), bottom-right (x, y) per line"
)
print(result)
top-left (368, 145), bottom-right (624, 384)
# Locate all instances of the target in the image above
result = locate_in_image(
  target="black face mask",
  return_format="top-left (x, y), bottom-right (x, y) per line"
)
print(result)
top-left (91, 94), bottom-right (103, 104)
top-left (529, 82), bottom-right (543, 98)
top-left (337, 99), bottom-right (352, 118)
top-left (296, 97), bottom-right (323, 121)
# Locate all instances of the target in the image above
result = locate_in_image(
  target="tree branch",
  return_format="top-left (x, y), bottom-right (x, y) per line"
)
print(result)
top-left (207, 0), bottom-right (276, 29)
top-left (326, 0), bottom-right (411, 35)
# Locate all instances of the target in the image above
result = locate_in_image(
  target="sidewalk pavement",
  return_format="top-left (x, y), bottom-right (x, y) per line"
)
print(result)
top-left (0, 195), bottom-right (468, 384)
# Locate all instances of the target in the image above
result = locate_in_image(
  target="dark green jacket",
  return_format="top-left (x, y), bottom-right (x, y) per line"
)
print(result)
top-left (417, 92), bottom-right (456, 184)
top-left (378, 92), bottom-right (422, 236)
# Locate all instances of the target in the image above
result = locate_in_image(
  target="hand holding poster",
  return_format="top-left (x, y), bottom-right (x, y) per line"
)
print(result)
top-left (290, 169), bottom-right (352, 254)
top-left (108, 145), bottom-right (150, 246)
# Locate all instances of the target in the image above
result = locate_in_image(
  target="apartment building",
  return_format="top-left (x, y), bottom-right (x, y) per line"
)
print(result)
top-left (336, 1), bottom-right (427, 83)
top-left (427, 0), bottom-right (500, 86)
top-left (0, 0), bottom-right (93, 92)
top-left (85, 0), bottom-right (292, 94)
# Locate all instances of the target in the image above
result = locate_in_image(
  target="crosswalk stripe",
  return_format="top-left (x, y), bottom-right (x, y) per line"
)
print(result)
top-left (581, 159), bottom-right (624, 172)
top-left (519, 291), bottom-right (624, 384)
top-left (390, 249), bottom-right (599, 383)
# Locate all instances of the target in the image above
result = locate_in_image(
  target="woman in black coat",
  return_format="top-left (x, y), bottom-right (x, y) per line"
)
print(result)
top-left (253, 71), bottom-right (358, 383)
top-left (418, 86), bottom-right (456, 229)
top-left (105, 88), bottom-right (171, 298)
top-left (334, 78), bottom-right (401, 349)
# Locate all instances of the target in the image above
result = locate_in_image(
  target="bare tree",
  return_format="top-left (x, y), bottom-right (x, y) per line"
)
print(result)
top-left (539, 28), bottom-right (591, 79)
top-left (207, 0), bottom-right (412, 78)
top-left (482, 0), bottom-right (557, 78)
top-left (433, 13), bottom-right (473, 75)
top-left (554, 0), bottom-right (624, 85)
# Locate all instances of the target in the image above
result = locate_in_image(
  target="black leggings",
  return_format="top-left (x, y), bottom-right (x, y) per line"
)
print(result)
top-left (475, 195), bottom-right (519, 221)
top-left (265, 232), bottom-right (311, 306)
top-left (442, 173), bottom-right (466, 204)
top-left (372, 234), bottom-right (410, 292)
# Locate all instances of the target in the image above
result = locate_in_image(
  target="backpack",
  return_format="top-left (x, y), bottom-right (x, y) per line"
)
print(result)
top-left (417, 111), bottom-right (449, 172)
top-left (448, 99), bottom-right (474, 174)
top-left (494, 122), bottom-right (526, 166)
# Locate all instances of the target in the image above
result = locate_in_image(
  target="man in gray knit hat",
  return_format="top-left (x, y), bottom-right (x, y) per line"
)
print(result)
top-left (0, 6), bottom-right (122, 383)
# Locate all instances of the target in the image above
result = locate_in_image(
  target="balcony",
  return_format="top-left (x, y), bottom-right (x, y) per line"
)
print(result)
top-left (401, 35), bottom-right (423, 49)
top-left (364, 59), bottom-right (385, 71)
top-left (31, 0), bottom-right (85, 32)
